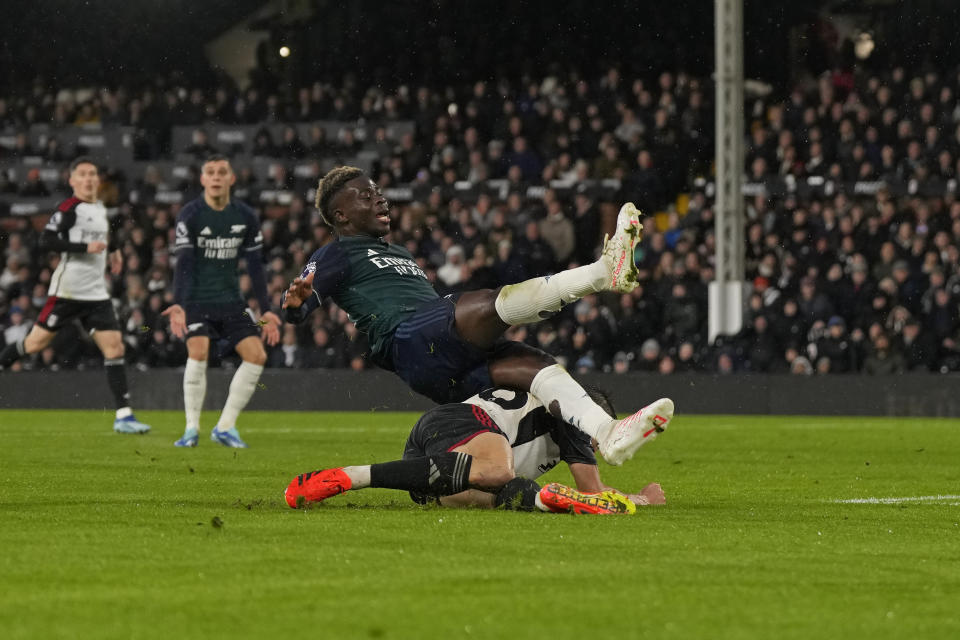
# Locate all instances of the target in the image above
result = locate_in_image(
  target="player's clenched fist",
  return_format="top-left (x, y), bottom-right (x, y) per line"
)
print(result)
top-left (282, 271), bottom-right (315, 309)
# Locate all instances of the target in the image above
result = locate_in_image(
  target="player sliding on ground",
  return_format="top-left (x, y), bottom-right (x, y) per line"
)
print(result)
top-left (283, 166), bottom-right (674, 466)
top-left (284, 386), bottom-right (667, 514)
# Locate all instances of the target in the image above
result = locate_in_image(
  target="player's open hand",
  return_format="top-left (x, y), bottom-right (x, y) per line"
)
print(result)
top-left (87, 241), bottom-right (107, 254)
top-left (282, 271), bottom-right (315, 309)
top-left (260, 311), bottom-right (282, 346)
top-left (162, 304), bottom-right (187, 339)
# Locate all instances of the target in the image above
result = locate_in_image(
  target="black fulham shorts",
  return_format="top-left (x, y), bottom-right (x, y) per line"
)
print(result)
top-left (402, 403), bottom-right (507, 459)
top-left (402, 403), bottom-right (507, 505)
top-left (37, 296), bottom-right (119, 333)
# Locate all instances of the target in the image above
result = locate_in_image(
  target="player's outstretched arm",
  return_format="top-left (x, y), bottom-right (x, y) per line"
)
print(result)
top-left (282, 271), bottom-right (315, 309)
top-left (282, 271), bottom-right (323, 324)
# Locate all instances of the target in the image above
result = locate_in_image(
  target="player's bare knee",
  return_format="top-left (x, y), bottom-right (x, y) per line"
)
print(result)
top-left (487, 466), bottom-right (515, 489)
top-left (186, 340), bottom-right (209, 361)
top-left (102, 345), bottom-right (124, 360)
top-left (470, 462), bottom-right (515, 490)
top-left (244, 350), bottom-right (267, 366)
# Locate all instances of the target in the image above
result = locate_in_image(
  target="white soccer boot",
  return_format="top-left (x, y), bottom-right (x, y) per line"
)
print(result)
top-left (597, 397), bottom-right (674, 466)
top-left (598, 202), bottom-right (643, 293)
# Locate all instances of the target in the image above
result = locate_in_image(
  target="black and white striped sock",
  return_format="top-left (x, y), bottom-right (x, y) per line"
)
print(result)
top-left (369, 452), bottom-right (473, 497)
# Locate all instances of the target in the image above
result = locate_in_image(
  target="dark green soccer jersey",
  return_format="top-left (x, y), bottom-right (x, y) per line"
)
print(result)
top-left (293, 235), bottom-right (439, 359)
top-left (173, 198), bottom-right (263, 305)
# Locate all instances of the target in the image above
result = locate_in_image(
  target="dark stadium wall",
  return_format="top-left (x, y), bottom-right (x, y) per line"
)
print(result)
top-left (1, 370), bottom-right (958, 417)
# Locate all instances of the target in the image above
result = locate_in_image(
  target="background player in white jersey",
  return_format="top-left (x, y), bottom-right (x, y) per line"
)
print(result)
top-left (0, 157), bottom-right (150, 434)
top-left (162, 156), bottom-right (281, 448)
top-left (284, 387), bottom-right (670, 514)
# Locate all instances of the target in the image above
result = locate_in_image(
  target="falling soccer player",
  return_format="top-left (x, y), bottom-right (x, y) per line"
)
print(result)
top-left (162, 155), bottom-right (281, 448)
top-left (283, 166), bottom-right (674, 467)
top-left (0, 157), bottom-right (150, 434)
top-left (284, 386), bottom-right (667, 514)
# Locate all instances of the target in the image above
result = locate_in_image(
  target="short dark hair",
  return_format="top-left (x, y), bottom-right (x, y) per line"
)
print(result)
top-left (202, 154), bottom-right (232, 167)
top-left (69, 156), bottom-right (98, 173)
top-left (315, 165), bottom-right (364, 226)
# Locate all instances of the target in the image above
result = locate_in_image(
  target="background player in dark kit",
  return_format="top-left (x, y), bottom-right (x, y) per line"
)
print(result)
top-left (162, 156), bottom-right (281, 448)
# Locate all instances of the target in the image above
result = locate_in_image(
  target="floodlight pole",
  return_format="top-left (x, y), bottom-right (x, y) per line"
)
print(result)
top-left (710, 0), bottom-right (746, 343)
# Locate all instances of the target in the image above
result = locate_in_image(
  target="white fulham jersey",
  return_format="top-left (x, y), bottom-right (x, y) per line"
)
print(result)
top-left (463, 388), bottom-right (597, 480)
top-left (46, 197), bottom-right (110, 300)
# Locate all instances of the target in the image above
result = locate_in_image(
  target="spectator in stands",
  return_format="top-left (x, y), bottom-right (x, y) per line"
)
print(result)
top-left (18, 169), bottom-right (50, 197)
top-left (863, 331), bottom-right (905, 375)
top-left (816, 316), bottom-right (857, 373)
top-left (538, 197), bottom-right (575, 268)
top-left (252, 127), bottom-right (277, 157)
top-left (184, 129), bottom-right (217, 159)
top-left (269, 324), bottom-right (303, 369)
top-left (635, 338), bottom-right (662, 373)
top-left (437, 245), bottom-right (466, 288)
top-left (4, 60), bottom-right (960, 377)
top-left (612, 350), bottom-right (632, 374)
top-left (898, 318), bottom-right (936, 371)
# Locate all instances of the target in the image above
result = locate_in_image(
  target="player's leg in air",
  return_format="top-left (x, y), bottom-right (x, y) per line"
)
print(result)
top-left (392, 202), bottom-right (674, 466)
top-left (284, 404), bottom-right (635, 515)
top-left (465, 203), bottom-right (673, 465)
top-left (0, 304), bottom-right (150, 434)
top-left (0, 324), bottom-right (56, 369)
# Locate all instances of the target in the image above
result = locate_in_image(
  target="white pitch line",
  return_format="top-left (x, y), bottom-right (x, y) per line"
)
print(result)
top-left (833, 495), bottom-right (960, 504)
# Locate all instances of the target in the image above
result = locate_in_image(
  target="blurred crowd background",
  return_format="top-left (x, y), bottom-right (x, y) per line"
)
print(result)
top-left (2, 0), bottom-right (960, 376)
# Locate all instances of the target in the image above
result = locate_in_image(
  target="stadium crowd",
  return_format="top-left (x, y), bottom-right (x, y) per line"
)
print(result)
top-left (3, 62), bottom-right (960, 375)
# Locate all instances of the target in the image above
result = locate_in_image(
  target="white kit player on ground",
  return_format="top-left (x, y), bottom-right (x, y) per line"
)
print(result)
top-left (285, 386), bottom-right (672, 514)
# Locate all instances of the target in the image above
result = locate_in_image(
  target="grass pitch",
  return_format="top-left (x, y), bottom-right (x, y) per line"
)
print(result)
top-left (0, 409), bottom-right (958, 640)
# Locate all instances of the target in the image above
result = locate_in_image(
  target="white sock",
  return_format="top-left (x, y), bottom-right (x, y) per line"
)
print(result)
top-left (215, 361), bottom-right (263, 432)
top-left (115, 407), bottom-right (132, 419)
top-left (530, 364), bottom-right (616, 439)
top-left (343, 465), bottom-right (371, 489)
top-left (183, 358), bottom-right (208, 431)
top-left (494, 262), bottom-right (607, 325)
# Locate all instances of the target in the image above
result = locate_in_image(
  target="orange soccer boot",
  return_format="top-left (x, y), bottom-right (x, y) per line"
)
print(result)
top-left (284, 468), bottom-right (352, 508)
